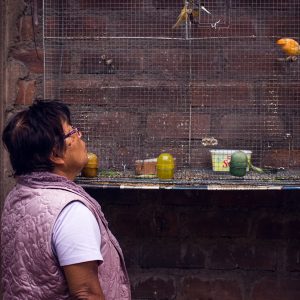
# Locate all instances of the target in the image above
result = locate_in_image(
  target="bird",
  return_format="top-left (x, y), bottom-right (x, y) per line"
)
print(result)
top-left (172, 1), bottom-right (211, 29)
top-left (276, 38), bottom-right (300, 61)
top-left (172, 2), bottom-right (191, 29)
top-left (189, 3), bottom-right (212, 24)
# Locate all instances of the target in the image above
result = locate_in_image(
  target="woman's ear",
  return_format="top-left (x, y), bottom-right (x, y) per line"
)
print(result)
top-left (50, 150), bottom-right (65, 165)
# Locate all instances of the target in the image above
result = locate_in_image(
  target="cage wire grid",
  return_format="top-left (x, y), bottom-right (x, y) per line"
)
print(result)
top-left (43, 0), bottom-right (300, 181)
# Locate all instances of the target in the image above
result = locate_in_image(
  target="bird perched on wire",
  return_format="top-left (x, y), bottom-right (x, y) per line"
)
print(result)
top-left (276, 38), bottom-right (300, 61)
top-left (172, 1), bottom-right (211, 29)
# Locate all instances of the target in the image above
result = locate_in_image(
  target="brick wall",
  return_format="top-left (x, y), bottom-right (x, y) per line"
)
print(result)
top-left (4, 0), bottom-right (300, 170)
top-left (42, 0), bottom-right (300, 169)
top-left (87, 188), bottom-right (300, 300)
top-left (1, 1), bottom-right (300, 299)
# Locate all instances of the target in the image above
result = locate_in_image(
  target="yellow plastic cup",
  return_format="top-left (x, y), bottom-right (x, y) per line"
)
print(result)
top-left (81, 152), bottom-right (98, 177)
top-left (157, 153), bottom-right (175, 180)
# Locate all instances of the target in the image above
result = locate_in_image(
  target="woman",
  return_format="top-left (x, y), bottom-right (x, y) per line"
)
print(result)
top-left (1, 100), bottom-right (131, 299)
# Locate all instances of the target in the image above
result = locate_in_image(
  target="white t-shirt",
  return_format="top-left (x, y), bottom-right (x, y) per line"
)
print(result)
top-left (52, 201), bottom-right (103, 266)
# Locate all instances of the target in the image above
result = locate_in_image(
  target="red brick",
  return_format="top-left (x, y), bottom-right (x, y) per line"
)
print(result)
top-left (162, 190), bottom-right (215, 207)
top-left (219, 114), bottom-right (285, 140)
top-left (136, 206), bottom-right (179, 238)
top-left (292, 120), bottom-right (300, 146)
top-left (131, 277), bottom-right (175, 300)
top-left (93, 144), bottom-right (139, 170)
top-left (208, 243), bottom-right (236, 269)
top-left (108, 206), bottom-right (140, 238)
top-left (90, 111), bottom-right (140, 139)
top-left (15, 80), bottom-right (36, 105)
top-left (232, 1), bottom-right (297, 8)
top-left (152, 0), bottom-right (179, 9)
top-left (78, 47), bottom-right (144, 75)
top-left (287, 242), bottom-right (300, 271)
top-left (45, 49), bottom-right (71, 73)
top-left (110, 13), bottom-right (177, 38)
top-left (83, 16), bottom-right (107, 36)
top-left (191, 114), bottom-right (211, 138)
top-left (70, 8), bottom-right (173, 38)
top-left (140, 240), bottom-right (181, 268)
top-left (59, 81), bottom-right (188, 106)
top-left (223, 46), bottom-right (279, 79)
top-left (44, 16), bottom-right (60, 37)
top-left (256, 217), bottom-right (284, 239)
top-left (262, 82), bottom-right (300, 111)
top-left (61, 87), bottom-right (112, 105)
top-left (181, 211), bottom-right (248, 238)
top-left (45, 16), bottom-right (108, 37)
top-left (152, 210), bottom-right (180, 237)
top-left (191, 82), bottom-right (254, 109)
top-left (116, 85), bottom-right (187, 108)
top-left (191, 13), bottom-right (255, 38)
top-left (66, 16), bottom-right (107, 37)
top-left (140, 240), bottom-right (205, 268)
top-left (80, 53), bottom-right (115, 74)
top-left (79, 1), bottom-right (142, 10)
top-left (20, 16), bottom-right (34, 41)
top-left (88, 189), bottom-right (141, 206)
top-left (283, 193), bottom-right (300, 211)
top-left (145, 47), bottom-right (191, 80)
top-left (63, 84), bottom-right (187, 107)
top-left (6, 60), bottom-right (29, 106)
top-left (41, 0), bottom-right (67, 9)
top-left (180, 242), bottom-right (206, 268)
top-left (198, 37), bottom-right (276, 79)
top-left (188, 45), bottom-right (222, 79)
top-left (251, 278), bottom-right (300, 300)
top-left (232, 243), bottom-right (277, 270)
top-left (213, 191), bottom-right (283, 209)
top-left (146, 112), bottom-right (210, 139)
top-left (286, 219), bottom-right (300, 239)
top-left (74, 3), bottom-right (255, 39)
top-left (10, 47), bottom-right (43, 73)
top-left (190, 147), bottom-right (212, 168)
top-left (180, 278), bottom-right (242, 300)
top-left (261, 150), bottom-right (300, 168)
top-left (109, 46), bottom-right (144, 74)
top-left (265, 14), bottom-right (300, 37)
top-left (46, 79), bottom-right (113, 104)
top-left (118, 240), bottom-right (139, 268)
top-left (262, 116), bottom-right (286, 139)
top-left (146, 112), bottom-right (188, 139)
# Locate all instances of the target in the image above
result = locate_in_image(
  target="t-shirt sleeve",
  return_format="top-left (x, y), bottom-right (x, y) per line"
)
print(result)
top-left (52, 201), bottom-right (103, 266)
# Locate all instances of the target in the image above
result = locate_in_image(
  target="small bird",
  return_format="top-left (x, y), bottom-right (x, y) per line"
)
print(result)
top-left (172, 2), bottom-right (191, 29)
top-left (189, 3), bottom-right (212, 24)
top-left (276, 38), bottom-right (300, 61)
top-left (172, 1), bottom-right (211, 29)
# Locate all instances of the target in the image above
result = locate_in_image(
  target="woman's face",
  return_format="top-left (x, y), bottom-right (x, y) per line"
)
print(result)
top-left (61, 122), bottom-right (88, 179)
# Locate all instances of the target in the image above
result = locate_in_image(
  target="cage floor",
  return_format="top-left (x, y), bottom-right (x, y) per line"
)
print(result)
top-left (75, 169), bottom-right (300, 190)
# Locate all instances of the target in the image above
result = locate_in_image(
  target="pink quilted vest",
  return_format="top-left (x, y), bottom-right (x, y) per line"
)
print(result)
top-left (1, 172), bottom-right (131, 300)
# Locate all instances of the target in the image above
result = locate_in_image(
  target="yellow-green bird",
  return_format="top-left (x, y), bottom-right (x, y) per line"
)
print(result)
top-left (172, 1), bottom-right (211, 29)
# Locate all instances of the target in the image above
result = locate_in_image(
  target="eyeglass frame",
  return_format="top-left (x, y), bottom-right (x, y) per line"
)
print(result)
top-left (64, 126), bottom-right (82, 139)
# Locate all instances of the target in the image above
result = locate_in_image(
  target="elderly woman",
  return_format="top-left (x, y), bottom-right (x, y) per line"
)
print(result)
top-left (1, 100), bottom-right (131, 299)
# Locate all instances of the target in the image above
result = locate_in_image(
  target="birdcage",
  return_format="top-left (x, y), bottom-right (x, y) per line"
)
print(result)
top-left (43, 0), bottom-right (300, 187)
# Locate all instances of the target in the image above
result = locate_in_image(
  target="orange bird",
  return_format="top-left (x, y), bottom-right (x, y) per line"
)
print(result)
top-left (276, 38), bottom-right (300, 61)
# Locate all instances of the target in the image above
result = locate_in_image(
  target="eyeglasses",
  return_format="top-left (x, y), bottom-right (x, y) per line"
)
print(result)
top-left (64, 126), bottom-right (82, 139)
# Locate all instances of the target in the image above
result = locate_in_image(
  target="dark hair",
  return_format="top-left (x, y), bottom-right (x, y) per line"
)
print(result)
top-left (2, 100), bottom-right (71, 176)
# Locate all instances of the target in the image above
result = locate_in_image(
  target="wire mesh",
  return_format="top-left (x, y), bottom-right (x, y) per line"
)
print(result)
top-left (43, 0), bottom-right (300, 181)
